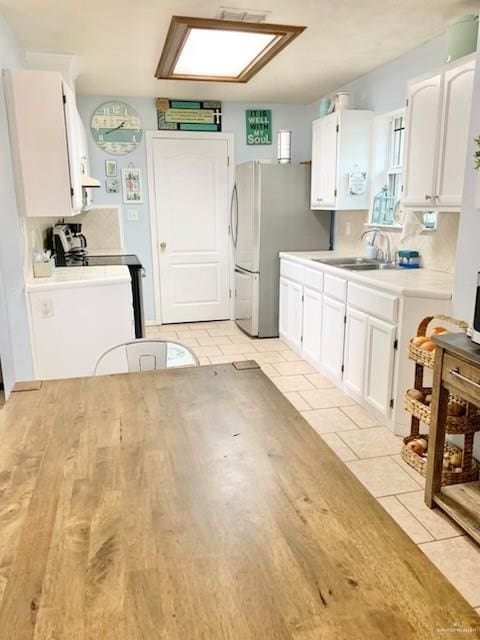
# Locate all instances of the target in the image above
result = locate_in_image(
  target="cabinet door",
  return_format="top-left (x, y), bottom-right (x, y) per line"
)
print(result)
top-left (302, 287), bottom-right (322, 366)
top-left (320, 295), bottom-right (345, 382)
top-left (435, 58), bottom-right (476, 209)
top-left (403, 74), bottom-right (442, 208)
top-left (364, 316), bottom-right (396, 416)
top-left (311, 114), bottom-right (337, 209)
top-left (343, 306), bottom-right (368, 397)
top-left (279, 277), bottom-right (290, 340)
top-left (288, 280), bottom-right (304, 351)
top-left (62, 82), bottom-right (84, 214)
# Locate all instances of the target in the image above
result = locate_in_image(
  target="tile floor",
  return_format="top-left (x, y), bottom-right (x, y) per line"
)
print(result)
top-left (147, 319), bottom-right (480, 611)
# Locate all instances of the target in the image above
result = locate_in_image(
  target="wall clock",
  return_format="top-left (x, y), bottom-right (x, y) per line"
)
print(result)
top-left (90, 101), bottom-right (143, 155)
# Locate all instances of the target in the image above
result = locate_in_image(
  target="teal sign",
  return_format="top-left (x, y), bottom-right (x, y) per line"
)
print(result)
top-left (246, 109), bottom-right (272, 145)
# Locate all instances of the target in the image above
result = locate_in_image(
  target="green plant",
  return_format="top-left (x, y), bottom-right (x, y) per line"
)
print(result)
top-left (474, 135), bottom-right (480, 170)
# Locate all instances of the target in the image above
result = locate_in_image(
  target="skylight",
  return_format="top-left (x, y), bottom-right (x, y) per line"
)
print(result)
top-left (156, 16), bottom-right (305, 83)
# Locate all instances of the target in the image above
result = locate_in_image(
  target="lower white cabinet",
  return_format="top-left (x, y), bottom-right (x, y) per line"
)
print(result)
top-left (320, 295), bottom-right (346, 383)
top-left (343, 306), bottom-right (368, 397)
top-left (364, 316), bottom-right (396, 416)
top-left (279, 276), bottom-right (303, 350)
top-left (302, 287), bottom-right (323, 367)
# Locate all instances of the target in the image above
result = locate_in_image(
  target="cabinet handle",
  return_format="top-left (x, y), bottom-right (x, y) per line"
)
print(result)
top-left (449, 368), bottom-right (480, 391)
top-left (160, 241), bottom-right (167, 249)
top-left (425, 194), bottom-right (432, 201)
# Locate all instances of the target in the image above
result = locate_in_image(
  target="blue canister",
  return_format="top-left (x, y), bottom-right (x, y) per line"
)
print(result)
top-left (318, 98), bottom-right (331, 118)
top-left (397, 249), bottom-right (420, 269)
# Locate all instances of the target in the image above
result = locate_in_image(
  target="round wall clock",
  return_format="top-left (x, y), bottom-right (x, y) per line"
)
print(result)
top-left (90, 101), bottom-right (143, 155)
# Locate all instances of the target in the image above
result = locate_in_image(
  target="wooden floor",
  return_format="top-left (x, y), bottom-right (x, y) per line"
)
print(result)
top-left (0, 364), bottom-right (478, 639)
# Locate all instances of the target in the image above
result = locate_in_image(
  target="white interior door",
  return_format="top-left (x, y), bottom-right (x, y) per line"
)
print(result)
top-left (152, 137), bottom-right (230, 323)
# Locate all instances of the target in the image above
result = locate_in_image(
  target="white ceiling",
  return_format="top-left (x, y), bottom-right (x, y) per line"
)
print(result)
top-left (0, 0), bottom-right (478, 103)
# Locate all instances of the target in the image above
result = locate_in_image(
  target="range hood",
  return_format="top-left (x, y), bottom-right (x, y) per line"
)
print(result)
top-left (81, 174), bottom-right (101, 188)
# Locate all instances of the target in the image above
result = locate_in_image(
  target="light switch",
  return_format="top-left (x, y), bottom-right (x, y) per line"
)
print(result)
top-left (127, 209), bottom-right (139, 221)
top-left (345, 222), bottom-right (351, 236)
top-left (39, 299), bottom-right (54, 318)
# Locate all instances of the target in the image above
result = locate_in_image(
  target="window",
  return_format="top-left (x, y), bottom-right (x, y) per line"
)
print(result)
top-left (370, 110), bottom-right (405, 227)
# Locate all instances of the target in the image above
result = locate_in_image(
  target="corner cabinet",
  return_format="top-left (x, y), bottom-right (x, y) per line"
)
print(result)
top-left (403, 55), bottom-right (475, 211)
top-left (4, 69), bottom-right (91, 217)
top-left (310, 110), bottom-right (373, 211)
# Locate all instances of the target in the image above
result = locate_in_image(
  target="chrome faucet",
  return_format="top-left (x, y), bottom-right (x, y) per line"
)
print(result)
top-left (360, 227), bottom-right (392, 263)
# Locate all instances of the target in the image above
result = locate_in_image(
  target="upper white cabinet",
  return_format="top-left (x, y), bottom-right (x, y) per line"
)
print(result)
top-left (311, 110), bottom-right (373, 211)
top-left (403, 55), bottom-right (475, 211)
top-left (4, 69), bottom-right (91, 217)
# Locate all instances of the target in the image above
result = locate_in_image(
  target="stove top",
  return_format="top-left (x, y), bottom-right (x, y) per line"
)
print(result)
top-left (63, 254), bottom-right (142, 268)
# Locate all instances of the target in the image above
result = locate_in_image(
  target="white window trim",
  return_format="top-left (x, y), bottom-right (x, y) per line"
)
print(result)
top-left (368, 108), bottom-right (405, 226)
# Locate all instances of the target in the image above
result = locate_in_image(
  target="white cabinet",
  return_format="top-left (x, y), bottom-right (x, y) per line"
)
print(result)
top-left (26, 270), bottom-right (135, 380)
top-left (436, 57), bottom-right (476, 208)
top-left (364, 316), bottom-right (396, 416)
top-left (4, 69), bottom-right (94, 217)
top-left (343, 306), bottom-right (368, 397)
top-left (320, 295), bottom-right (345, 383)
top-left (311, 110), bottom-right (373, 211)
top-left (302, 287), bottom-right (323, 367)
top-left (279, 276), bottom-right (303, 350)
top-left (403, 73), bottom-right (442, 208)
top-left (403, 55), bottom-right (475, 210)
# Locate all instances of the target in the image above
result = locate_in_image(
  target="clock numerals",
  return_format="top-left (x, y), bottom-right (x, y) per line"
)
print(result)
top-left (91, 101), bottom-right (143, 155)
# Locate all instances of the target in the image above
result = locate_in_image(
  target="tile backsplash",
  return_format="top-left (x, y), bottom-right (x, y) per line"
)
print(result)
top-left (335, 211), bottom-right (459, 273)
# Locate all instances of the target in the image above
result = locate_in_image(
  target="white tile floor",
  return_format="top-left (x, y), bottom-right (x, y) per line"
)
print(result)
top-left (146, 319), bottom-right (480, 609)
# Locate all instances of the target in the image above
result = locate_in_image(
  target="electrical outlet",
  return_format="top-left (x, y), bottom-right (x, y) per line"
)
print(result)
top-left (39, 299), bottom-right (54, 318)
top-left (127, 209), bottom-right (139, 221)
top-left (345, 222), bottom-right (351, 236)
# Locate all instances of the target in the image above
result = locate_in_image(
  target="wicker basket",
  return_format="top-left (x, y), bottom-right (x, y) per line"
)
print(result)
top-left (408, 315), bottom-right (469, 369)
top-left (401, 434), bottom-right (479, 485)
top-left (404, 388), bottom-right (480, 434)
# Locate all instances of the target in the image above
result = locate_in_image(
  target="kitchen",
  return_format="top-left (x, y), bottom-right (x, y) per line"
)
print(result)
top-left (1, 1), bottom-right (480, 637)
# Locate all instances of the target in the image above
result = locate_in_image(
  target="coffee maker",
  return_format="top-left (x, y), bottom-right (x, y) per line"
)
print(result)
top-left (52, 223), bottom-right (88, 265)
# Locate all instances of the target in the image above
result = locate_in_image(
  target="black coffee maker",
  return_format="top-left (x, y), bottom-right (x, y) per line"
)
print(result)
top-left (52, 223), bottom-right (88, 265)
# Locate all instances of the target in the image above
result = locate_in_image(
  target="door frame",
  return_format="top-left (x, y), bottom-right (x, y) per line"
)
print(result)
top-left (146, 130), bottom-right (235, 324)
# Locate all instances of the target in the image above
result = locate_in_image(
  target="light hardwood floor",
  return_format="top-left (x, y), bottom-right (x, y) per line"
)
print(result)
top-left (147, 320), bottom-right (480, 614)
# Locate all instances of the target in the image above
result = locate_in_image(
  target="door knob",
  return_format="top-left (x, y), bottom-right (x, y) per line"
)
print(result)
top-left (160, 242), bottom-right (167, 249)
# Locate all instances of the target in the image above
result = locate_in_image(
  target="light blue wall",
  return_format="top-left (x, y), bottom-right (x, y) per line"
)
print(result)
top-left (0, 13), bottom-right (33, 394)
top-left (307, 35), bottom-right (447, 118)
top-left (76, 97), bottom-right (310, 321)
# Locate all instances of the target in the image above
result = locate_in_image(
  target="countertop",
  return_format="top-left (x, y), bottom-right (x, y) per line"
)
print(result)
top-left (1, 363), bottom-right (477, 638)
top-left (280, 251), bottom-right (454, 300)
top-left (25, 265), bottom-right (131, 291)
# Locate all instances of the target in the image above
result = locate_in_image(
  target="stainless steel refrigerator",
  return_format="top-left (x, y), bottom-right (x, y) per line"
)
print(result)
top-left (233, 161), bottom-right (331, 337)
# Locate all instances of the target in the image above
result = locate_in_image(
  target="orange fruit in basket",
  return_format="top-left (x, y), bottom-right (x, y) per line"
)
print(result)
top-left (412, 336), bottom-right (429, 347)
top-left (430, 326), bottom-right (448, 337)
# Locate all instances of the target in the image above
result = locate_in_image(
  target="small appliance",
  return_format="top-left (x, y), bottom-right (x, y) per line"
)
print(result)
top-left (472, 272), bottom-right (480, 345)
top-left (52, 223), bottom-right (87, 265)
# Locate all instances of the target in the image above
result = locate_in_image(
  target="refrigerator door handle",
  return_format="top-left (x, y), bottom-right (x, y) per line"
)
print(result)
top-left (230, 183), bottom-right (239, 248)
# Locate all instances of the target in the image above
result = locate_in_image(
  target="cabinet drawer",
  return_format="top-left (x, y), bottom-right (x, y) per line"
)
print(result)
top-left (347, 283), bottom-right (398, 324)
top-left (304, 267), bottom-right (323, 293)
top-left (324, 274), bottom-right (347, 302)
top-left (442, 353), bottom-right (480, 404)
top-left (280, 260), bottom-right (304, 284)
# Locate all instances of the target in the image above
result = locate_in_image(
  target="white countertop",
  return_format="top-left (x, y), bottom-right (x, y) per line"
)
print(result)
top-left (25, 265), bottom-right (131, 292)
top-left (279, 251), bottom-right (453, 300)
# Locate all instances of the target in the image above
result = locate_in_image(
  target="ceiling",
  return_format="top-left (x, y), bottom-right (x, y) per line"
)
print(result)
top-left (0, 0), bottom-right (478, 103)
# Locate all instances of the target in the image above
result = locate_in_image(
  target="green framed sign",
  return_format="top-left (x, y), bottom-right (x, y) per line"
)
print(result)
top-left (246, 109), bottom-right (272, 145)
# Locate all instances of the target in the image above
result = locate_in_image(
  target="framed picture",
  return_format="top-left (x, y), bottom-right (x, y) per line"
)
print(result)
top-left (105, 159), bottom-right (117, 177)
top-left (122, 166), bottom-right (143, 203)
top-left (105, 178), bottom-right (119, 193)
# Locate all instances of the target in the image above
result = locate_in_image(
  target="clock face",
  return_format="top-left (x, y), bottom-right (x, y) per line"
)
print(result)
top-left (90, 101), bottom-right (143, 155)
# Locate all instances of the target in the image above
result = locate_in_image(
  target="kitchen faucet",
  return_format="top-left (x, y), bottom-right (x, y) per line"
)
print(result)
top-left (360, 227), bottom-right (392, 263)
